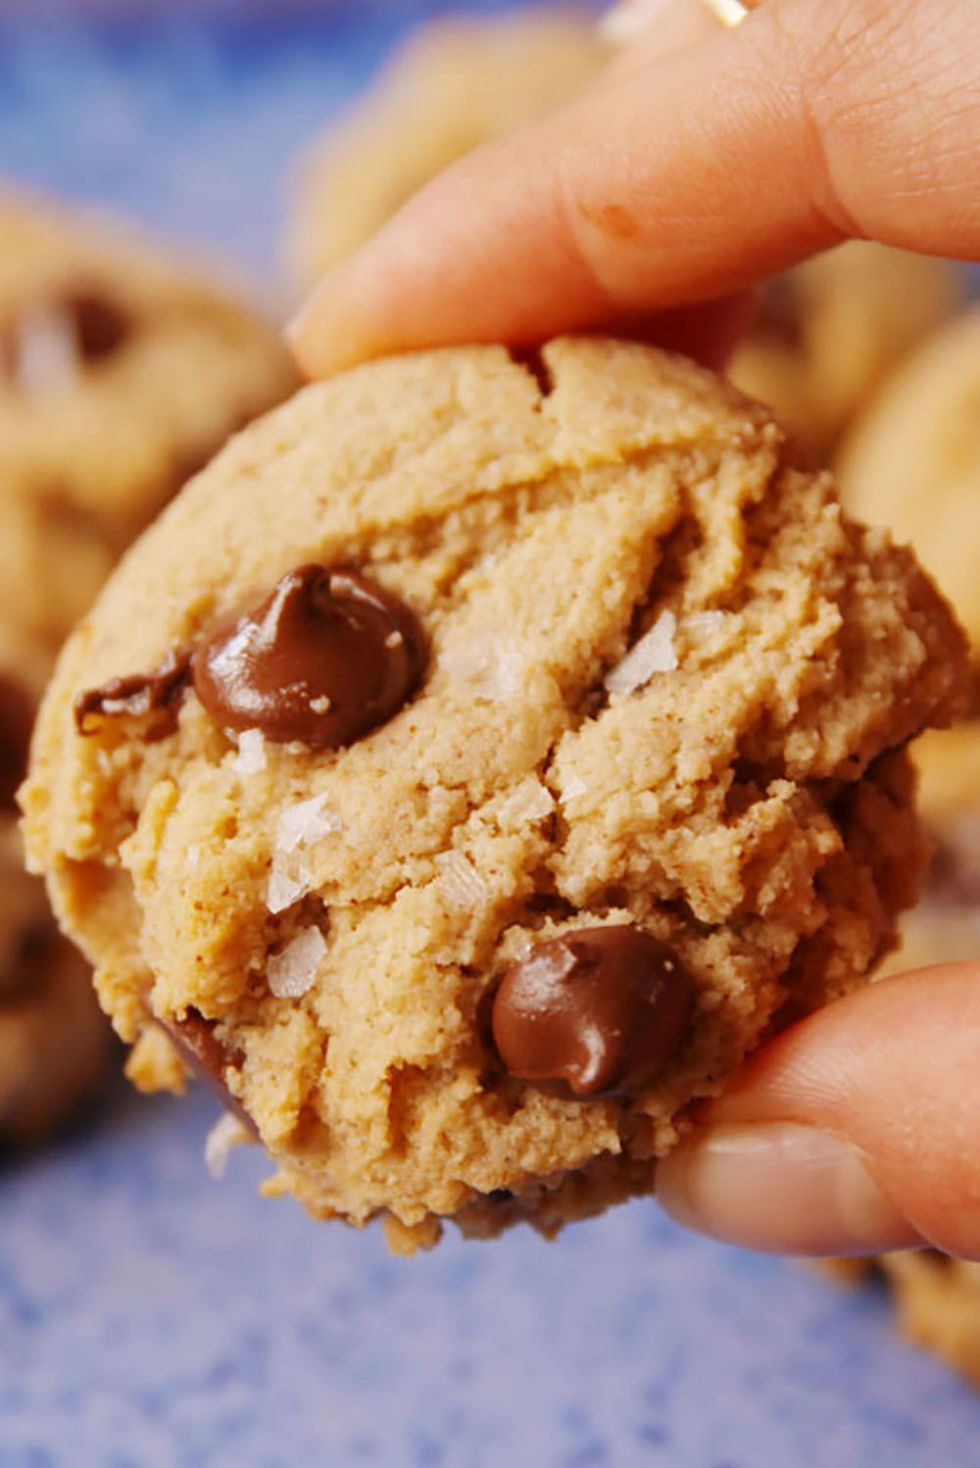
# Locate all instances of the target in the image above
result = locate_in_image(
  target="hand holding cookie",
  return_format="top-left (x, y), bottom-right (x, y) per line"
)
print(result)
top-left (286, 0), bottom-right (980, 1261)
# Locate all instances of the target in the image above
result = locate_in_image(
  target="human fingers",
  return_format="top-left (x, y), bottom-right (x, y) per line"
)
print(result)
top-left (657, 963), bottom-right (980, 1258)
top-left (289, 0), bottom-right (978, 377)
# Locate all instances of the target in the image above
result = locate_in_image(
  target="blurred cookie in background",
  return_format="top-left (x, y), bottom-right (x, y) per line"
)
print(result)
top-left (0, 187), bottom-right (299, 656)
top-left (825, 1253), bottom-right (980, 1389)
top-left (880, 1254), bottom-right (980, 1389)
top-left (287, 7), bottom-right (606, 285)
top-left (838, 306), bottom-right (980, 977)
top-left (815, 304), bottom-right (980, 1386)
top-left (0, 188), bottom-right (298, 1146)
top-left (0, 661), bottom-right (108, 1147)
top-left (728, 244), bottom-right (961, 466)
top-left (0, 819), bottom-right (109, 1148)
top-left (839, 306), bottom-right (980, 649)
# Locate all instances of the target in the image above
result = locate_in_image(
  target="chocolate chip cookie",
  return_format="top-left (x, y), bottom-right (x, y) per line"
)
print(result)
top-left (22, 338), bottom-right (968, 1249)
top-left (840, 306), bottom-right (980, 648)
top-left (0, 676), bottom-right (109, 1145)
top-left (880, 1253), bottom-right (980, 1386)
top-left (0, 187), bottom-right (298, 657)
top-left (838, 306), bottom-right (980, 978)
top-left (287, 7), bottom-right (605, 284)
top-left (729, 244), bottom-right (960, 466)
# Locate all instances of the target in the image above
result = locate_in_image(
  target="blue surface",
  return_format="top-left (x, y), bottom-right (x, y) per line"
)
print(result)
top-left (4, 1087), bottom-right (980, 1466)
top-left (1, 7), bottom-right (979, 1464)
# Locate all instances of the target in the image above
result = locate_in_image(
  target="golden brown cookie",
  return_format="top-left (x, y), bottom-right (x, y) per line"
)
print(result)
top-left (22, 338), bottom-right (967, 1249)
top-left (0, 188), bottom-right (296, 1144)
top-left (838, 307), bottom-right (980, 979)
top-left (881, 1253), bottom-right (980, 1387)
top-left (728, 244), bottom-right (960, 466)
top-left (815, 1252), bottom-right (980, 1386)
top-left (884, 1253), bottom-right (980, 1386)
top-left (0, 814), bottom-right (109, 1146)
top-left (287, 7), bottom-right (605, 284)
top-left (839, 306), bottom-right (980, 647)
top-left (0, 187), bottom-right (298, 658)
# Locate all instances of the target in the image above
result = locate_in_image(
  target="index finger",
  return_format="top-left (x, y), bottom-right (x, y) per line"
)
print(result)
top-left (289, 0), bottom-right (978, 378)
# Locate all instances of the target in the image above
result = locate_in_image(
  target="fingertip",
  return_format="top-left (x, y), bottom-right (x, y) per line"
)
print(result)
top-left (657, 1121), bottom-right (923, 1256)
top-left (285, 266), bottom-right (365, 380)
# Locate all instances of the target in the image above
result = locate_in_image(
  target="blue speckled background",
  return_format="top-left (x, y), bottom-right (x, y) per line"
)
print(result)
top-left (1, 4), bottom-right (979, 1464)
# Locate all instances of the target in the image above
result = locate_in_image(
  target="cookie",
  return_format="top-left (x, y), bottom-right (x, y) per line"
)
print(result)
top-left (0, 189), bottom-right (296, 1143)
top-left (883, 1253), bottom-right (980, 1386)
top-left (22, 338), bottom-right (967, 1250)
top-left (287, 8), bottom-right (605, 284)
top-left (839, 306), bottom-right (980, 648)
top-left (0, 698), bottom-right (109, 1145)
top-left (0, 187), bottom-right (298, 658)
top-left (815, 1252), bottom-right (980, 1386)
top-left (838, 307), bottom-right (980, 978)
top-left (728, 244), bottom-right (960, 466)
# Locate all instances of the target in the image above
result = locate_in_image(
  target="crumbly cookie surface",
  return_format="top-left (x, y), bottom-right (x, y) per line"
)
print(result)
top-left (287, 8), bottom-right (605, 284)
top-left (22, 338), bottom-right (967, 1248)
top-left (729, 243), bottom-right (959, 466)
top-left (0, 188), bottom-right (297, 655)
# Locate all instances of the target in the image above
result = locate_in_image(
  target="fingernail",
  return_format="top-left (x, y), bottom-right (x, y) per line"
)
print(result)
top-left (657, 1123), bottom-right (923, 1256)
top-left (599, 0), bottom-right (673, 46)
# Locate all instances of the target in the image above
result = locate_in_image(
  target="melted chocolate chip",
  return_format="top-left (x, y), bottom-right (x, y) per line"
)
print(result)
top-left (74, 650), bottom-right (191, 740)
top-left (926, 824), bottom-right (980, 908)
top-left (491, 926), bottom-right (695, 1097)
top-left (69, 293), bottom-right (131, 362)
top-left (0, 674), bottom-right (36, 811)
top-left (158, 1009), bottom-right (254, 1133)
top-left (191, 564), bottom-right (426, 748)
top-left (753, 276), bottom-right (804, 350)
top-left (0, 917), bottom-right (55, 1003)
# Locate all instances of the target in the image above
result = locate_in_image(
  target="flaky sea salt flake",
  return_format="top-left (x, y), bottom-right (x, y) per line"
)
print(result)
top-left (604, 610), bottom-right (678, 696)
top-left (499, 777), bottom-right (554, 826)
top-left (682, 611), bottom-right (730, 639)
top-left (560, 772), bottom-right (588, 800)
top-left (266, 858), bottom-right (311, 915)
top-left (276, 793), bottom-right (342, 854)
top-left (435, 850), bottom-right (487, 909)
top-left (267, 925), bottom-right (327, 999)
top-left (204, 1111), bottom-right (251, 1180)
top-left (440, 634), bottom-right (524, 701)
top-left (233, 728), bottom-right (267, 775)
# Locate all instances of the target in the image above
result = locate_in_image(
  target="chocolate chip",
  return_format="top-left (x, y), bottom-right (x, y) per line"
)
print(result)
top-left (157, 1009), bottom-right (254, 1133)
top-left (491, 926), bottom-right (695, 1097)
top-left (0, 674), bottom-right (35, 811)
top-left (191, 564), bottom-right (426, 748)
top-left (74, 650), bottom-right (191, 739)
top-left (68, 292), bottom-right (131, 362)
top-left (752, 275), bottom-right (804, 350)
top-left (926, 826), bottom-right (980, 909)
top-left (0, 917), bottom-right (55, 1003)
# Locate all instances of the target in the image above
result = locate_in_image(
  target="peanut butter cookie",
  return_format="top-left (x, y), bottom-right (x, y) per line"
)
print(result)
top-left (22, 338), bottom-right (967, 1247)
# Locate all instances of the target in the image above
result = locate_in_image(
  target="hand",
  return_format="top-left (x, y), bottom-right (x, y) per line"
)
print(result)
top-left (289, 0), bottom-right (977, 381)
top-left (289, 0), bottom-right (980, 1259)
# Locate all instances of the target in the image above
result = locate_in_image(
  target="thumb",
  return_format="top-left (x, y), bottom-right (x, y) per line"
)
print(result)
top-left (289, 0), bottom-right (978, 377)
top-left (656, 963), bottom-right (980, 1258)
